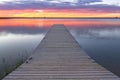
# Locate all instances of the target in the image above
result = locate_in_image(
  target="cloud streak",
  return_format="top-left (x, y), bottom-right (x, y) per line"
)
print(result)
top-left (88, 0), bottom-right (120, 6)
top-left (0, 0), bottom-right (120, 14)
top-left (0, 0), bottom-right (115, 9)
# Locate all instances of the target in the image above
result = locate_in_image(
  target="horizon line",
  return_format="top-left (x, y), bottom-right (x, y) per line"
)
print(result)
top-left (0, 17), bottom-right (120, 19)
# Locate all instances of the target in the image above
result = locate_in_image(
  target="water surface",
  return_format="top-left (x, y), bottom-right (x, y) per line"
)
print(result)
top-left (0, 19), bottom-right (120, 78)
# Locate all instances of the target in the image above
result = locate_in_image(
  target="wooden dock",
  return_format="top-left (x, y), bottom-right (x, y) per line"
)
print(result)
top-left (3, 24), bottom-right (120, 80)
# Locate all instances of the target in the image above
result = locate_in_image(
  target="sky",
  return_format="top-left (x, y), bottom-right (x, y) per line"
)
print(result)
top-left (0, 0), bottom-right (120, 17)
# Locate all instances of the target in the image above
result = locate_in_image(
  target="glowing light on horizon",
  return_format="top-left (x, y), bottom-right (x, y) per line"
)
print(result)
top-left (0, 9), bottom-right (120, 17)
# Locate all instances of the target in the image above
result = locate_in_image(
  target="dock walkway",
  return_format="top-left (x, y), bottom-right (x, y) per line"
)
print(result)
top-left (3, 24), bottom-right (120, 80)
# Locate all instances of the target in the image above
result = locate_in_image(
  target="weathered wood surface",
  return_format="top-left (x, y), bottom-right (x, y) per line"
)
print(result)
top-left (3, 24), bottom-right (120, 80)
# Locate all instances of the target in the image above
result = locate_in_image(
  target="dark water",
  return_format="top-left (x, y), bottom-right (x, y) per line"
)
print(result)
top-left (68, 24), bottom-right (120, 77)
top-left (0, 19), bottom-right (49, 79)
top-left (0, 19), bottom-right (120, 79)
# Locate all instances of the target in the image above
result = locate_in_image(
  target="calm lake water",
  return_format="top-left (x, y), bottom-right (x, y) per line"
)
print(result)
top-left (0, 19), bottom-right (120, 79)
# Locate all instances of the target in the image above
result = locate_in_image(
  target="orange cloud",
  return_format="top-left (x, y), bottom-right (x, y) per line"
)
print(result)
top-left (0, 9), bottom-right (120, 17)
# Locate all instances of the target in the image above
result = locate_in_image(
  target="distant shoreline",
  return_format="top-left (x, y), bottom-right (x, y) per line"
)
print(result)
top-left (0, 17), bottom-right (120, 19)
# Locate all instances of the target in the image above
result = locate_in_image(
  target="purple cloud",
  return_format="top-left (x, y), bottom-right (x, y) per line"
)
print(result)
top-left (0, 0), bottom-right (120, 13)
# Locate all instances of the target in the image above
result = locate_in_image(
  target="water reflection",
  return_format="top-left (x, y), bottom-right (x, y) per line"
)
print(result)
top-left (0, 19), bottom-right (120, 79)
top-left (68, 25), bottom-right (120, 77)
top-left (0, 19), bottom-right (120, 27)
top-left (70, 27), bottom-right (120, 39)
top-left (0, 24), bottom-right (49, 79)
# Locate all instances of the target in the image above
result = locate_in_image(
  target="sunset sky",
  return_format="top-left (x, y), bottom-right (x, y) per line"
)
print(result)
top-left (0, 0), bottom-right (120, 17)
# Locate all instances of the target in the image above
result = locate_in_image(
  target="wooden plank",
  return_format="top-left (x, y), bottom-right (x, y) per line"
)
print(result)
top-left (3, 24), bottom-right (120, 80)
